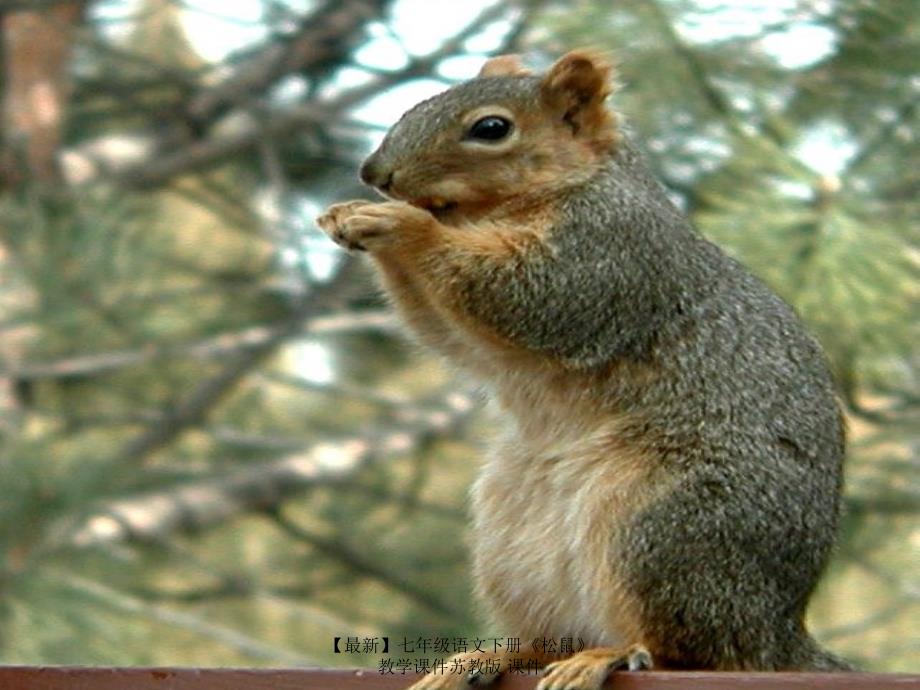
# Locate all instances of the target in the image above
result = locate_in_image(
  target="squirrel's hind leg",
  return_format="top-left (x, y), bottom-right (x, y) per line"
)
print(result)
top-left (537, 644), bottom-right (653, 690)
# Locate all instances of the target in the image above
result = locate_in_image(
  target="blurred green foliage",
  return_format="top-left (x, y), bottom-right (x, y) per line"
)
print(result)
top-left (0, 0), bottom-right (915, 674)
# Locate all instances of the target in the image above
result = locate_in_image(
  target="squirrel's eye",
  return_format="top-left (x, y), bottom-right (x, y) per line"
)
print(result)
top-left (467, 116), bottom-right (513, 141)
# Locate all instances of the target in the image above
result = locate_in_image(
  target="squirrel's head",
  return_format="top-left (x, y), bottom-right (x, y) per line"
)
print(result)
top-left (359, 49), bottom-right (618, 217)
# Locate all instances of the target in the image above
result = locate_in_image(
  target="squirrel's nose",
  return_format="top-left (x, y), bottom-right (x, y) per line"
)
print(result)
top-left (359, 155), bottom-right (393, 191)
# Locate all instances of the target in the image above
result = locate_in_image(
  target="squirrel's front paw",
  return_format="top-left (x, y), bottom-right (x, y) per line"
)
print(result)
top-left (316, 200), bottom-right (434, 252)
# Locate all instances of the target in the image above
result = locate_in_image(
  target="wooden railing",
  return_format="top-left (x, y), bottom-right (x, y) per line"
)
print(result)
top-left (1, 668), bottom-right (918, 689)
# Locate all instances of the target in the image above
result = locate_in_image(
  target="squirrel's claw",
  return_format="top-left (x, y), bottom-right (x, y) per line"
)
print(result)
top-left (316, 200), bottom-right (371, 251)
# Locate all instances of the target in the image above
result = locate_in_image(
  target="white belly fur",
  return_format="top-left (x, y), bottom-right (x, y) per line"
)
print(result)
top-left (468, 420), bottom-right (654, 647)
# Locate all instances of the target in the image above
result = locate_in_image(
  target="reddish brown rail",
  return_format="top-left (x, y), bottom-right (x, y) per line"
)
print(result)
top-left (0, 668), bottom-right (918, 690)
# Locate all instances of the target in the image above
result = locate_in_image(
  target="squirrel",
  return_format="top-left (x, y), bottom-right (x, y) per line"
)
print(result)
top-left (317, 49), bottom-right (852, 689)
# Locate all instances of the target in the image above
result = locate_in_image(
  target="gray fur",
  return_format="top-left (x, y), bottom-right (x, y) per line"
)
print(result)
top-left (462, 135), bottom-right (849, 668)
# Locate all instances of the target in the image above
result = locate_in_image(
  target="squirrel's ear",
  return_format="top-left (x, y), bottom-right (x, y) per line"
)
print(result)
top-left (478, 54), bottom-right (532, 78)
top-left (540, 50), bottom-right (617, 146)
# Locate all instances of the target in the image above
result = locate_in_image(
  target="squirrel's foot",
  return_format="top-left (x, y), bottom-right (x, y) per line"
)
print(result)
top-left (316, 200), bottom-right (434, 252)
top-left (537, 644), bottom-right (652, 690)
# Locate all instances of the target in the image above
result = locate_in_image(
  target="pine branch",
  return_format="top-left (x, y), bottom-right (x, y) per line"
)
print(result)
top-left (267, 506), bottom-right (470, 621)
top-left (205, 425), bottom-right (310, 452)
top-left (260, 370), bottom-right (414, 408)
top-left (116, 256), bottom-right (364, 464)
top-left (845, 493), bottom-right (920, 516)
top-left (0, 0), bottom-right (86, 11)
top-left (128, 579), bottom-right (339, 605)
top-left (107, 0), bottom-right (525, 188)
top-left (64, 390), bottom-right (476, 547)
top-left (642, 0), bottom-right (811, 176)
top-left (852, 556), bottom-right (920, 609)
top-left (184, 0), bottom-right (393, 124)
top-left (112, 535), bottom-right (368, 634)
top-left (844, 95), bottom-right (919, 176)
top-left (817, 601), bottom-right (910, 642)
top-left (643, 0), bottom-right (740, 127)
top-left (46, 572), bottom-right (318, 665)
top-left (328, 481), bottom-right (466, 522)
top-left (117, 339), bottom-right (285, 462)
top-left (8, 308), bottom-right (394, 383)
